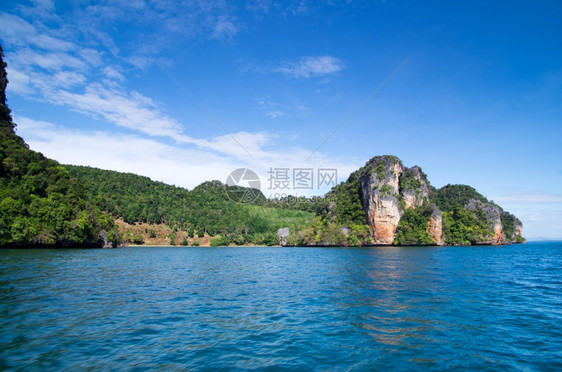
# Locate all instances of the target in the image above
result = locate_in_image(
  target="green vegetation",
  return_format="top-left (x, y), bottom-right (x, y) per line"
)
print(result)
top-left (434, 184), bottom-right (489, 212)
top-left (132, 233), bottom-right (144, 245)
top-left (0, 45), bottom-right (121, 248)
top-left (375, 162), bottom-right (385, 181)
top-left (501, 211), bottom-right (517, 239)
top-left (393, 204), bottom-right (435, 245)
top-left (433, 184), bottom-right (502, 244)
top-left (379, 184), bottom-right (392, 197)
top-left (501, 211), bottom-right (525, 243)
top-left (442, 206), bottom-right (492, 245)
top-left (210, 235), bottom-right (229, 246)
top-left (399, 168), bottom-right (424, 191)
top-left (322, 171), bottom-right (365, 226)
top-left (289, 217), bottom-right (371, 246)
top-left (300, 171), bottom-right (372, 246)
top-left (66, 165), bottom-right (315, 246)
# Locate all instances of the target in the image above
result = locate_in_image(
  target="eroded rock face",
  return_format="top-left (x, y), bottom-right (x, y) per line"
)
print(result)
top-left (360, 156), bottom-right (403, 245)
top-left (356, 155), bottom-right (523, 246)
top-left (359, 156), bottom-right (437, 245)
top-left (277, 227), bottom-right (290, 246)
top-left (427, 208), bottom-right (444, 245)
top-left (501, 211), bottom-right (524, 243)
top-left (466, 199), bottom-right (504, 245)
top-left (401, 166), bottom-right (430, 209)
top-left (514, 221), bottom-right (523, 241)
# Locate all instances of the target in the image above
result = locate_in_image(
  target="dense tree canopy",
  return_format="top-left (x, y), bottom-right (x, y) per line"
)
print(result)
top-left (0, 44), bottom-right (120, 247)
top-left (433, 184), bottom-right (489, 212)
top-left (67, 166), bottom-right (314, 246)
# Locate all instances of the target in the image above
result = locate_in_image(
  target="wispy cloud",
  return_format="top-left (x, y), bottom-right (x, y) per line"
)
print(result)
top-left (274, 56), bottom-right (345, 78)
top-left (3, 2), bottom-right (359, 195)
top-left (266, 110), bottom-right (284, 118)
top-left (490, 191), bottom-right (562, 204)
top-left (0, 3), bottom-right (243, 150)
top-left (15, 116), bottom-right (359, 195)
top-left (0, 13), bottom-right (73, 51)
top-left (212, 15), bottom-right (240, 39)
top-left (102, 66), bottom-right (125, 82)
top-left (257, 96), bottom-right (286, 118)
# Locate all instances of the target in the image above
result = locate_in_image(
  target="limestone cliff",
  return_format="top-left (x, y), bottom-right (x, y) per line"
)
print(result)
top-left (360, 156), bottom-right (403, 244)
top-left (358, 156), bottom-right (438, 245)
top-left (400, 166), bottom-right (430, 209)
top-left (466, 199), bottom-right (504, 245)
top-left (501, 211), bottom-right (525, 244)
top-left (349, 155), bottom-right (524, 246)
top-left (427, 208), bottom-right (444, 245)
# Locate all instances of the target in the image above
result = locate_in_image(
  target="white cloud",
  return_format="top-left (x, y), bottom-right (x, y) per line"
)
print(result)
top-left (52, 71), bottom-right (86, 88)
top-left (256, 96), bottom-right (287, 118)
top-left (266, 110), bottom-right (284, 118)
top-left (11, 48), bottom-right (86, 71)
top-left (3, 3), bottom-right (359, 196)
top-left (31, 0), bottom-right (54, 10)
top-left (212, 16), bottom-right (240, 39)
top-left (5, 67), bottom-right (33, 95)
top-left (51, 83), bottom-right (187, 139)
top-left (0, 13), bottom-right (74, 52)
top-left (15, 116), bottom-right (359, 196)
top-left (246, 0), bottom-right (275, 13)
top-left (17, 118), bottom-right (233, 188)
top-left (102, 66), bottom-right (125, 82)
top-left (275, 56), bottom-right (345, 78)
top-left (490, 192), bottom-right (562, 204)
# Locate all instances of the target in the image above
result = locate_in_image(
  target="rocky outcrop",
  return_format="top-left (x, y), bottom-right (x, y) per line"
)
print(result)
top-left (513, 220), bottom-right (523, 242)
top-left (277, 227), bottom-right (290, 246)
top-left (401, 166), bottom-right (430, 209)
top-left (359, 156), bottom-right (440, 245)
top-left (501, 211), bottom-right (525, 244)
top-left (353, 155), bottom-right (524, 246)
top-left (360, 156), bottom-right (403, 244)
top-left (466, 199), bottom-right (504, 245)
top-left (427, 208), bottom-right (444, 245)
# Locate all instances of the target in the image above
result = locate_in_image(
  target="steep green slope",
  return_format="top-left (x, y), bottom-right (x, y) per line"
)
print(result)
top-left (0, 45), bottom-right (120, 248)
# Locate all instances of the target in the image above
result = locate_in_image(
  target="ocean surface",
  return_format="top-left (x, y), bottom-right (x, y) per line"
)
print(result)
top-left (1, 242), bottom-right (561, 371)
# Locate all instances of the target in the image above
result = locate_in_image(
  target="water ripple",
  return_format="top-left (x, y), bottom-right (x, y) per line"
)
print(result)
top-left (1, 243), bottom-right (561, 370)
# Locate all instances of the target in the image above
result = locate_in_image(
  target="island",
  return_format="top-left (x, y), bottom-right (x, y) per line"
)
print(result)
top-left (0, 43), bottom-right (524, 248)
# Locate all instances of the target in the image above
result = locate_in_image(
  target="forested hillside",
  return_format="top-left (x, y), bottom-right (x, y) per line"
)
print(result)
top-left (0, 45), bottom-right (120, 247)
top-left (66, 165), bottom-right (314, 246)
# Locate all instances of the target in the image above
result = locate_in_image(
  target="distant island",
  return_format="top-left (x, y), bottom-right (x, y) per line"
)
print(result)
top-left (0, 43), bottom-right (524, 248)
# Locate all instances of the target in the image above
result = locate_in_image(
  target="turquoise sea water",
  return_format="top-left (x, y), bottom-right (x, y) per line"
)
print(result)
top-left (1, 242), bottom-right (561, 371)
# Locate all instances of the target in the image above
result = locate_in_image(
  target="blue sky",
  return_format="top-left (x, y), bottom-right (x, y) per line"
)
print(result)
top-left (0, 0), bottom-right (561, 239)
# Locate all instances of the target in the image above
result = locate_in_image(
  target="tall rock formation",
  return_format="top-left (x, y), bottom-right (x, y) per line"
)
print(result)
top-left (400, 166), bottom-right (430, 209)
top-left (348, 155), bottom-right (524, 246)
top-left (427, 208), bottom-right (444, 245)
top-left (360, 156), bottom-right (403, 244)
top-left (358, 156), bottom-right (438, 245)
